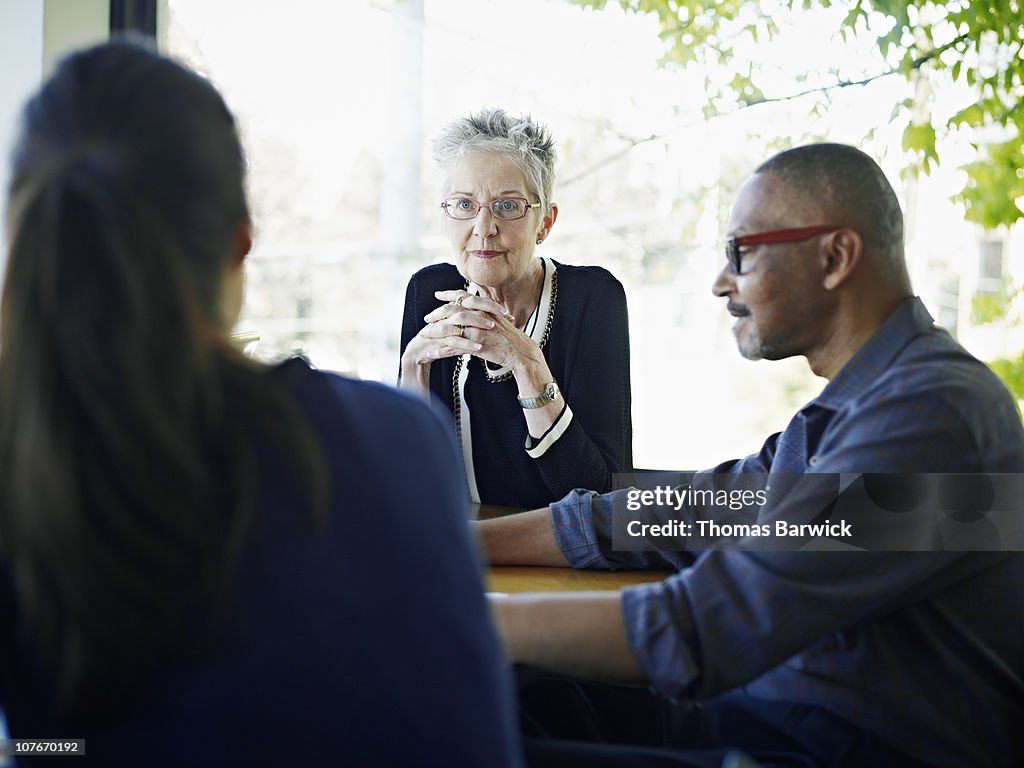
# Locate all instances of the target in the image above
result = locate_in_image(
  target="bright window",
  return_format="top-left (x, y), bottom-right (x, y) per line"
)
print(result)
top-left (165, 0), bottom-right (1021, 467)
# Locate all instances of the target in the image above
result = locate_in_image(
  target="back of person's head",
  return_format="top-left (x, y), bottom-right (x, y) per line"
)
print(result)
top-left (0, 40), bottom-right (325, 721)
top-left (755, 143), bottom-right (909, 288)
top-left (7, 39), bottom-right (247, 328)
top-left (432, 107), bottom-right (557, 213)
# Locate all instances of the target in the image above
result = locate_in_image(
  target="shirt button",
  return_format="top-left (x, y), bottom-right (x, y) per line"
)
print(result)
top-left (808, 456), bottom-right (819, 467)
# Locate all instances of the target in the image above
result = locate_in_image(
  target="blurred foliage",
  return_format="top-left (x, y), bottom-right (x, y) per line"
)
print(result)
top-left (571, 0), bottom-right (1024, 229)
top-left (958, 135), bottom-right (1024, 230)
top-left (573, 0), bottom-right (1024, 402)
top-left (989, 356), bottom-right (1024, 402)
top-left (971, 278), bottom-right (1019, 325)
top-left (972, 280), bottom-right (1024, 400)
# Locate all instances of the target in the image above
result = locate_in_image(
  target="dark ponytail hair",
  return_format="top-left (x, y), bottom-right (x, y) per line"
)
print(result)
top-left (0, 41), bottom-right (328, 719)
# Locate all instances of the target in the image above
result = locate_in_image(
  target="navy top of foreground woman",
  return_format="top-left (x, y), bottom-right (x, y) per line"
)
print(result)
top-left (0, 41), bottom-right (522, 767)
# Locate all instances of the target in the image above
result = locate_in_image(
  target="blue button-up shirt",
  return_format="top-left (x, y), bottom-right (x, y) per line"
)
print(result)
top-left (551, 297), bottom-right (1024, 766)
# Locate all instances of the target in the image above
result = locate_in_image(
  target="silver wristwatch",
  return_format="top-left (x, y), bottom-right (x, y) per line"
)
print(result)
top-left (518, 381), bottom-right (560, 410)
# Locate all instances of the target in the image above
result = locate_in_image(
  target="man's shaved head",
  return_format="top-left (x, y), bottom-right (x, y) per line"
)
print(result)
top-left (755, 144), bottom-right (909, 288)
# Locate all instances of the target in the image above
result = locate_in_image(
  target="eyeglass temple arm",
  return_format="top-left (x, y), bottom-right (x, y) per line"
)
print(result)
top-left (736, 225), bottom-right (840, 247)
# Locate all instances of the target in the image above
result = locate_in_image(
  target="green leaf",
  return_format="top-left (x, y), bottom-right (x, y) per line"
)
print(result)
top-left (947, 102), bottom-right (985, 128)
top-left (890, 97), bottom-right (913, 121)
top-left (902, 122), bottom-right (936, 154)
top-left (971, 279), bottom-right (1019, 324)
top-left (956, 135), bottom-right (1024, 229)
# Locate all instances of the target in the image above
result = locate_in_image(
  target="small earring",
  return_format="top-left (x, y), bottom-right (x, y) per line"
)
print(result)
top-left (536, 238), bottom-right (543, 245)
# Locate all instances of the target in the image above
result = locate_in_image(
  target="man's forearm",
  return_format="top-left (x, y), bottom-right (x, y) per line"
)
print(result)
top-left (491, 591), bottom-right (644, 684)
top-left (477, 507), bottom-right (570, 566)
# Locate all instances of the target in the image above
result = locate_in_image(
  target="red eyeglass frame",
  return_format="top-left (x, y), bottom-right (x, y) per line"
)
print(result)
top-left (725, 225), bottom-right (842, 274)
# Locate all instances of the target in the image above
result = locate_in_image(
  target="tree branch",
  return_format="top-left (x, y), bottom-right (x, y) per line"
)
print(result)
top-left (562, 71), bottom-right (897, 187)
top-left (561, 35), bottom-right (973, 188)
top-left (737, 70), bottom-right (898, 108)
top-left (910, 33), bottom-right (971, 70)
top-left (561, 134), bottom-right (660, 186)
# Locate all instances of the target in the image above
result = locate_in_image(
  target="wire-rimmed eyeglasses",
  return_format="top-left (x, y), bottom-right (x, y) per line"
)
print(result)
top-left (725, 225), bottom-right (842, 274)
top-left (441, 196), bottom-right (542, 221)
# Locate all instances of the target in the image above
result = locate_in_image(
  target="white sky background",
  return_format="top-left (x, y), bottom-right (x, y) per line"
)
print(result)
top-left (166, 0), bottom-right (1016, 469)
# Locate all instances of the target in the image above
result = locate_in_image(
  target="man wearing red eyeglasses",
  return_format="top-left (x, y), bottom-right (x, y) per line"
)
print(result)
top-left (712, 147), bottom-right (910, 379)
top-left (479, 144), bottom-right (1024, 767)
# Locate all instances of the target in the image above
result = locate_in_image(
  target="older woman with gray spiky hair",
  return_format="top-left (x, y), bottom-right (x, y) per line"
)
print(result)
top-left (400, 108), bottom-right (632, 508)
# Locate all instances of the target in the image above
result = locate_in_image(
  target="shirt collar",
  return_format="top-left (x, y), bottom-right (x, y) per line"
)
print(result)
top-left (811, 296), bottom-right (934, 412)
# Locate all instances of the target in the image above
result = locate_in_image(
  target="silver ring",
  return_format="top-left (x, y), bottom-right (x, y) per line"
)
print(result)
top-left (454, 295), bottom-right (466, 307)
top-left (453, 325), bottom-right (465, 338)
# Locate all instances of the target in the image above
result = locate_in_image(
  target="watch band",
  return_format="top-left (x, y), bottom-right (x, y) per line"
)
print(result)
top-left (518, 381), bottom-right (560, 410)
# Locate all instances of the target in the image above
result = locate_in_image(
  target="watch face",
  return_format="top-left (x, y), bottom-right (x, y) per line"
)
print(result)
top-left (519, 382), bottom-right (559, 409)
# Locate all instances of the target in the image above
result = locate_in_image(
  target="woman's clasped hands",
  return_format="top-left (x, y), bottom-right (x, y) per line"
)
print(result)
top-left (403, 289), bottom-right (545, 377)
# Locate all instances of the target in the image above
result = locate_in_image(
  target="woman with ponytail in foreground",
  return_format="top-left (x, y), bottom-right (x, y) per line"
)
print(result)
top-left (0, 41), bottom-right (522, 767)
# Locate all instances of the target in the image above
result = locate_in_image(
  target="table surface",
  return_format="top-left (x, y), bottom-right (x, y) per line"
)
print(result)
top-left (487, 565), bottom-right (669, 594)
top-left (474, 503), bottom-right (671, 594)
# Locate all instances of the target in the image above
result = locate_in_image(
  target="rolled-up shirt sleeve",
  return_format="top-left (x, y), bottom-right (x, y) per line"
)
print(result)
top-left (550, 488), bottom-right (691, 570)
top-left (622, 579), bottom-right (701, 699)
top-left (549, 488), bottom-right (611, 569)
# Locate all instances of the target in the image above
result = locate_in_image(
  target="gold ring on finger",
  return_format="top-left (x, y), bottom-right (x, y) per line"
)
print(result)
top-left (453, 324), bottom-right (465, 338)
